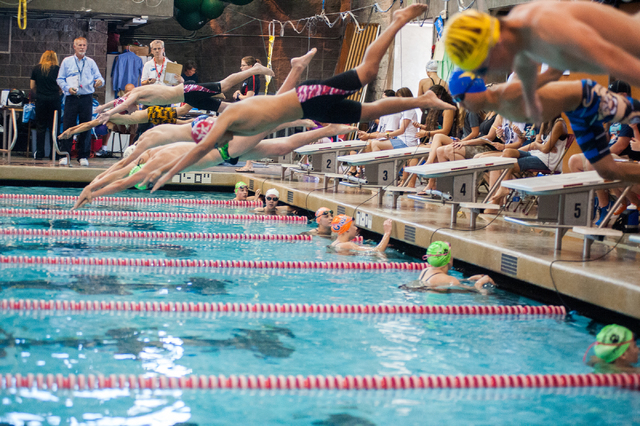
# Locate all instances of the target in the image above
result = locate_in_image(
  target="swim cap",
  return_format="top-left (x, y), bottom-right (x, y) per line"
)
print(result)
top-left (265, 188), bottom-right (280, 199)
top-left (315, 207), bottom-right (332, 218)
top-left (235, 181), bottom-right (248, 194)
top-left (449, 69), bottom-right (487, 99)
top-left (128, 165), bottom-right (147, 190)
top-left (123, 145), bottom-right (135, 159)
top-left (609, 80), bottom-right (631, 95)
top-left (426, 60), bottom-right (438, 73)
top-left (422, 241), bottom-right (452, 267)
top-left (444, 10), bottom-right (500, 71)
top-left (594, 324), bottom-right (634, 363)
top-left (331, 214), bottom-right (353, 234)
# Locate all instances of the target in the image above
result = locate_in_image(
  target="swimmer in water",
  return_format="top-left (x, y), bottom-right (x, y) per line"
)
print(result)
top-left (301, 207), bottom-right (334, 237)
top-left (585, 324), bottom-right (640, 374)
top-left (330, 214), bottom-right (392, 253)
top-left (400, 241), bottom-right (495, 294)
top-left (233, 181), bottom-right (260, 202)
top-left (254, 188), bottom-right (295, 216)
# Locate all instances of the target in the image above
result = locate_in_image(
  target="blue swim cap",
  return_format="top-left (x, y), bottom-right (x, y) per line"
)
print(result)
top-left (449, 69), bottom-right (487, 100)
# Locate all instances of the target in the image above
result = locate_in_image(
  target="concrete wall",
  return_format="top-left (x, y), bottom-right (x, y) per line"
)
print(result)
top-left (0, 18), bottom-right (108, 102)
top-left (0, 0), bottom-right (173, 19)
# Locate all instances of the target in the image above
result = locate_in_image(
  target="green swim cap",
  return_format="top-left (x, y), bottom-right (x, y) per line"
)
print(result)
top-left (235, 181), bottom-right (248, 194)
top-left (128, 165), bottom-right (147, 190)
top-left (594, 324), bottom-right (634, 363)
top-left (423, 241), bottom-right (452, 267)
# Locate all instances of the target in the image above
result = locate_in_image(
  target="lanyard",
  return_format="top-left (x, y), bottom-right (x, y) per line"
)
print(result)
top-left (154, 58), bottom-right (165, 81)
top-left (74, 56), bottom-right (85, 88)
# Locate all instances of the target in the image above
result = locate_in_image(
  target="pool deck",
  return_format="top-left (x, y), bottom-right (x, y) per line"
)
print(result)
top-left (1, 156), bottom-right (639, 321)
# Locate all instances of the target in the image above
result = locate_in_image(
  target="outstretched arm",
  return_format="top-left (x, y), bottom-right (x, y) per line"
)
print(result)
top-left (97, 93), bottom-right (139, 123)
top-left (95, 99), bottom-right (116, 114)
top-left (59, 119), bottom-right (102, 140)
top-left (72, 162), bottom-right (138, 210)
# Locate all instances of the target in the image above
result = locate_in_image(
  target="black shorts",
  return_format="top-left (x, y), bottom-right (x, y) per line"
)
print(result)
top-left (183, 83), bottom-right (223, 112)
top-left (295, 69), bottom-right (362, 123)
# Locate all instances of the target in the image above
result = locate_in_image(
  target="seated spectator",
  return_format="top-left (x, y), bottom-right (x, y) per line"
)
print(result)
top-left (585, 324), bottom-right (639, 373)
top-left (233, 181), bottom-right (261, 202)
top-left (399, 241), bottom-right (494, 294)
top-left (181, 60), bottom-right (199, 84)
top-left (300, 207), bottom-right (334, 237)
top-left (485, 116), bottom-right (569, 209)
top-left (330, 215), bottom-right (392, 253)
top-left (368, 87), bottom-right (421, 152)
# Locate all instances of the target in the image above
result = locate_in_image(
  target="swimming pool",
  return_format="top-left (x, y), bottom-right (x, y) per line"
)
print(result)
top-left (0, 186), bottom-right (637, 425)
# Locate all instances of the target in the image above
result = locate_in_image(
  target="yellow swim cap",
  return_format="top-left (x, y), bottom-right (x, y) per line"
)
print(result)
top-left (444, 10), bottom-right (500, 71)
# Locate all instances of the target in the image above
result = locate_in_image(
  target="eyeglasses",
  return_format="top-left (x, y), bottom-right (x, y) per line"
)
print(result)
top-left (266, 197), bottom-right (279, 201)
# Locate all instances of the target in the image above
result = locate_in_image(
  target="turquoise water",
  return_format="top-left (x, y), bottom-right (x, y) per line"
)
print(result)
top-left (0, 186), bottom-right (637, 425)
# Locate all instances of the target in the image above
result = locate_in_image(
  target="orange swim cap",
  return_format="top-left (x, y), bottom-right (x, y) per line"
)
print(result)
top-left (331, 214), bottom-right (353, 234)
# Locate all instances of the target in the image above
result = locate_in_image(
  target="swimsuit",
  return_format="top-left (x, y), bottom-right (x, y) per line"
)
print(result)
top-left (217, 142), bottom-right (238, 165)
top-left (183, 82), bottom-right (223, 112)
top-left (295, 69), bottom-right (363, 123)
top-left (147, 106), bottom-right (177, 125)
top-left (565, 80), bottom-right (640, 164)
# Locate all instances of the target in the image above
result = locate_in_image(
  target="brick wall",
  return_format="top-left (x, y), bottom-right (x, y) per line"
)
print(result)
top-left (0, 17), bottom-right (108, 102)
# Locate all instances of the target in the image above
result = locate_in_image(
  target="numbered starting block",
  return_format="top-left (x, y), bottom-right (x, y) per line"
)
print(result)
top-left (337, 147), bottom-right (430, 205)
top-left (405, 157), bottom-right (517, 229)
top-left (502, 171), bottom-right (630, 256)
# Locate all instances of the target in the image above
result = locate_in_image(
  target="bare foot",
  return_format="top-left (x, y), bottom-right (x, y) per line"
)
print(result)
top-left (291, 48), bottom-right (317, 70)
top-left (419, 92), bottom-right (456, 111)
top-left (392, 4), bottom-right (428, 24)
top-left (252, 62), bottom-right (275, 77)
top-left (325, 123), bottom-right (358, 136)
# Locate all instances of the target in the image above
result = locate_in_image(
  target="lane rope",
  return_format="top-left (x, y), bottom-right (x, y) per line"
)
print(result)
top-left (0, 255), bottom-right (424, 270)
top-left (0, 298), bottom-right (566, 316)
top-left (0, 228), bottom-right (363, 243)
top-left (0, 208), bottom-right (307, 223)
top-left (0, 193), bottom-right (262, 207)
top-left (2, 372), bottom-right (637, 391)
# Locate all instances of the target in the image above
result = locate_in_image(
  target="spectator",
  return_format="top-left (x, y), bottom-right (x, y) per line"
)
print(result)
top-left (235, 56), bottom-right (264, 173)
top-left (30, 50), bottom-right (61, 160)
top-left (57, 36), bottom-right (105, 166)
top-left (181, 60), bottom-right (199, 84)
top-left (141, 40), bottom-right (172, 86)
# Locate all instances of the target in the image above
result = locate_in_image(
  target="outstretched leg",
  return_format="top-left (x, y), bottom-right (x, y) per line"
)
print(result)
top-left (279, 49), bottom-right (317, 94)
top-left (360, 92), bottom-right (454, 121)
top-left (355, 4), bottom-right (428, 85)
top-left (218, 63), bottom-right (275, 92)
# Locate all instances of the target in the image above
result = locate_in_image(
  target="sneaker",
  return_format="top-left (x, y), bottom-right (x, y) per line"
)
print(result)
top-left (79, 158), bottom-right (89, 167)
top-left (95, 148), bottom-right (112, 158)
top-left (59, 157), bottom-right (68, 166)
top-left (595, 200), bottom-right (615, 227)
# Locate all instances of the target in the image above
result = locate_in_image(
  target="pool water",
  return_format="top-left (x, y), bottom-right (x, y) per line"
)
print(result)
top-left (0, 186), bottom-right (637, 425)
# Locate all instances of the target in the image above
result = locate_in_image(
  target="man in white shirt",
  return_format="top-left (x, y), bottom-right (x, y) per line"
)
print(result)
top-left (141, 40), bottom-right (171, 86)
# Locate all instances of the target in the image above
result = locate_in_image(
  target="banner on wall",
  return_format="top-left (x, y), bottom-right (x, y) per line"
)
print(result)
top-left (264, 35), bottom-right (274, 94)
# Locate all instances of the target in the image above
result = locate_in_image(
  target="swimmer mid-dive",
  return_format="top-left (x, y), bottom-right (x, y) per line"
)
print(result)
top-left (443, 3), bottom-right (640, 121)
top-left (72, 122), bottom-right (356, 210)
top-left (330, 215), bottom-right (392, 253)
top-left (58, 104), bottom-right (194, 141)
top-left (448, 70), bottom-right (640, 184)
top-left (96, 62), bottom-right (275, 123)
top-left (399, 241), bottom-right (495, 294)
top-left (150, 4), bottom-right (456, 192)
top-left (584, 324), bottom-right (639, 374)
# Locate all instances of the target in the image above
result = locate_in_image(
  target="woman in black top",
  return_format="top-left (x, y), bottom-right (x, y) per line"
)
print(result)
top-left (234, 56), bottom-right (262, 172)
top-left (30, 50), bottom-right (61, 159)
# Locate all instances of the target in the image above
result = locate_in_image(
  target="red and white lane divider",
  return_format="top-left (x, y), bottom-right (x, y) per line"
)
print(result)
top-left (0, 228), bottom-right (312, 242)
top-left (0, 208), bottom-right (307, 222)
top-left (0, 228), bottom-right (363, 243)
top-left (0, 255), bottom-right (424, 270)
top-left (0, 193), bottom-right (262, 207)
top-left (2, 372), bottom-right (638, 391)
top-left (0, 298), bottom-right (566, 316)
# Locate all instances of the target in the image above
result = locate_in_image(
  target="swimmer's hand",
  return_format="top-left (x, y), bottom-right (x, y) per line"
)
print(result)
top-left (72, 189), bottom-right (93, 210)
top-left (149, 170), bottom-right (174, 193)
top-left (383, 218), bottom-right (393, 234)
top-left (253, 188), bottom-right (261, 198)
top-left (59, 129), bottom-right (72, 140)
top-left (469, 274), bottom-right (495, 295)
top-left (94, 103), bottom-right (107, 114)
top-left (97, 112), bottom-right (111, 125)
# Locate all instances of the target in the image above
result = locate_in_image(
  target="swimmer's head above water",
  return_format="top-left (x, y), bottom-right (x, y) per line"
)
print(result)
top-left (590, 324), bottom-right (638, 364)
top-left (423, 241), bottom-right (452, 267)
top-left (235, 181), bottom-right (249, 198)
top-left (331, 214), bottom-right (356, 238)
